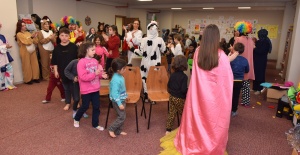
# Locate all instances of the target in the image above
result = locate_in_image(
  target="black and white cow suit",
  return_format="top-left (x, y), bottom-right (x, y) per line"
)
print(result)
top-left (134, 21), bottom-right (166, 96)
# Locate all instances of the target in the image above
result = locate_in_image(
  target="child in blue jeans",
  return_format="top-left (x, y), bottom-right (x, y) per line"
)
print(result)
top-left (108, 58), bottom-right (128, 138)
top-left (230, 43), bottom-right (249, 117)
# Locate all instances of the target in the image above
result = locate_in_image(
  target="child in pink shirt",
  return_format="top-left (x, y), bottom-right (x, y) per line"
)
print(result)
top-left (73, 42), bottom-right (108, 130)
top-left (94, 35), bottom-right (109, 70)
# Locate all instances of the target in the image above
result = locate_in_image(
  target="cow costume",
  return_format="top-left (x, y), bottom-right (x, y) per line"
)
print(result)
top-left (134, 21), bottom-right (166, 99)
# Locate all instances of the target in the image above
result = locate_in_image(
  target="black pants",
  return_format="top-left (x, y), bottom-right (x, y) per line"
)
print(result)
top-left (106, 58), bottom-right (114, 72)
top-left (62, 80), bottom-right (80, 110)
top-left (253, 80), bottom-right (264, 91)
top-left (74, 91), bottom-right (100, 127)
top-left (232, 81), bottom-right (243, 112)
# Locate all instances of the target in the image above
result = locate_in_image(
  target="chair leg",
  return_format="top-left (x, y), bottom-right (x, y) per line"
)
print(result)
top-left (135, 103), bottom-right (139, 133)
top-left (147, 103), bottom-right (153, 129)
top-left (105, 101), bottom-right (112, 129)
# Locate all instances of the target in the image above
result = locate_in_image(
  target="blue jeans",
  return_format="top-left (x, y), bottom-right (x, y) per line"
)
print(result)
top-left (74, 91), bottom-right (100, 127)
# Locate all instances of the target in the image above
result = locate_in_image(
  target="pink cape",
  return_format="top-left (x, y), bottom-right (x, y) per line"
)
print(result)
top-left (174, 49), bottom-right (233, 155)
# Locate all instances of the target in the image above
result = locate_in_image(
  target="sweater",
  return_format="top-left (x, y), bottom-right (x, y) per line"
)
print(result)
top-left (167, 71), bottom-right (188, 99)
top-left (95, 45), bottom-right (109, 68)
top-left (109, 73), bottom-right (127, 106)
top-left (230, 55), bottom-right (249, 80)
top-left (107, 35), bottom-right (120, 58)
top-left (64, 59), bottom-right (78, 81)
top-left (77, 57), bottom-right (102, 94)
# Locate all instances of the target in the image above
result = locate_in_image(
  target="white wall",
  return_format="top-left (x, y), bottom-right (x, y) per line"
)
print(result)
top-left (16, 0), bottom-right (31, 14)
top-left (1, 0), bottom-right (23, 83)
top-left (158, 10), bottom-right (284, 60)
top-left (157, 11), bottom-right (173, 36)
top-left (286, 1), bottom-right (300, 85)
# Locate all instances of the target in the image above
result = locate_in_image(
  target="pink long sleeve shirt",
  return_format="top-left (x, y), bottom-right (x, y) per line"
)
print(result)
top-left (77, 57), bottom-right (103, 95)
top-left (95, 45), bottom-right (109, 68)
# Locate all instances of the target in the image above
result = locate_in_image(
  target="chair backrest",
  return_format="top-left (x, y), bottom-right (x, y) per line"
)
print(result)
top-left (100, 79), bottom-right (110, 96)
top-left (131, 57), bottom-right (142, 67)
top-left (161, 56), bottom-right (168, 71)
top-left (123, 66), bottom-right (142, 94)
top-left (147, 66), bottom-right (168, 92)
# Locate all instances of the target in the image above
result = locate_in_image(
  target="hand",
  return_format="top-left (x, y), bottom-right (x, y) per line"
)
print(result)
top-left (6, 43), bottom-right (12, 49)
top-left (95, 69), bottom-right (100, 75)
top-left (123, 25), bottom-right (127, 31)
top-left (31, 33), bottom-right (37, 38)
top-left (102, 72), bottom-right (108, 79)
top-left (54, 71), bottom-right (59, 78)
top-left (109, 50), bottom-right (112, 55)
top-left (228, 51), bottom-right (239, 62)
top-left (74, 76), bottom-right (78, 82)
top-left (119, 104), bottom-right (125, 110)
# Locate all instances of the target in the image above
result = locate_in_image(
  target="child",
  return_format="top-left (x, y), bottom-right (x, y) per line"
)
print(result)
top-left (64, 58), bottom-right (88, 118)
top-left (105, 25), bottom-right (120, 72)
top-left (42, 55), bottom-right (65, 103)
top-left (108, 58), bottom-right (128, 138)
top-left (51, 27), bottom-right (78, 110)
top-left (166, 35), bottom-right (174, 73)
top-left (230, 43), bottom-right (249, 116)
top-left (166, 55), bottom-right (188, 135)
top-left (74, 42), bottom-right (108, 130)
top-left (170, 34), bottom-right (184, 56)
top-left (94, 35), bottom-right (109, 68)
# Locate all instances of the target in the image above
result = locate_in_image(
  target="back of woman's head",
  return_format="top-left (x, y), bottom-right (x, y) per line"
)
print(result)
top-left (172, 55), bottom-right (188, 72)
top-left (110, 25), bottom-right (118, 35)
top-left (15, 20), bottom-right (25, 41)
top-left (198, 24), bottom-right (220, 71)
top-left (108, 58), bottom-right (127, 78)
top-left (78, 42), bottom-right (95, 58)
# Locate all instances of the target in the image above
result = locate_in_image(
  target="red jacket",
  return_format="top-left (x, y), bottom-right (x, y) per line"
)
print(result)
top-left (107, 35), bottom-right (120, 58)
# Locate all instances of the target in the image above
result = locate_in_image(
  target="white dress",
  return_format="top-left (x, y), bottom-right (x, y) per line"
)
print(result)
top-left (125, 30), bottom-right (142, 64)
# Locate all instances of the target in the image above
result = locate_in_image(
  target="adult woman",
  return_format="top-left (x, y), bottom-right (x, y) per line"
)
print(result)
top-left (86, 27), bottom-right (96, 42)
top-left (37, 19), bottom-right (56, 80)
top-left (160, 24), bottom-right (233, 154)
top-left (15, 20), bottom-right (40, 84)
top-left (234, 21), bottom-right (255, 106)
top-left (124, 19), bottom-right (142, 65)
top-left (253, 29), bottom-right (272, 94)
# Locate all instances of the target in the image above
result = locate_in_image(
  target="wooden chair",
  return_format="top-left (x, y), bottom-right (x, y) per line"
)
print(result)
top-left (144, 66), bottom-right (169, 129)
top-left (131, 57), bottom-right (142, 67)
top-left (105, 66), bottom-right (143, 133)
top-left (99, 79), bottom-right (113, 129)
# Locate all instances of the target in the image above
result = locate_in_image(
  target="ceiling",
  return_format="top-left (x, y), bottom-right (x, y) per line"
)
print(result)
top-left (80, 0), bottom-right (295, 10)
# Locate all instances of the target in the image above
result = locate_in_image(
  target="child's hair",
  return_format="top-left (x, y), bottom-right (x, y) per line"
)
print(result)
top-left (172, 55), bottom-right (188, 72)
top-left (59, 27), bottom-right (70, 35)
top-left (108, 58), bottom-right (127, 78)
top-left (234, 42), bottom-right (245, 54)
top-left (109, 25), bottom-right (118, 35)
top-left (174, 34), bottom-right (184, 50)
top-left (78, 42), bottom-right (95, 58)
top-left (94, 35), bottom-right (106, 46)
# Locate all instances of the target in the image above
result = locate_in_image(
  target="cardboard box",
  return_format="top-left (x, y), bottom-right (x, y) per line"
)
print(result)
top-left (266, 88), bottom-right (287, 103)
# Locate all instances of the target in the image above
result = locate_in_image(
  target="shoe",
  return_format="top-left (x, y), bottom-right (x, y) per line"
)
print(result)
top-left (243, 104), bottom-right (251, 108)
top-left (73, 110), bottom-right (77, 118)
top-left (151, 101), bottom-right (156, 105)
top-left (83, 113), bottom-right (89, 118)
top-left (95, 126), bottom-right (104, 131)
top-left (42, 100), bottom-right (49, 103)
top-left (231, 111), bottom-right (238, 117)
top-left (61, 98), bottom-right (65, 102)
top-left (254, 91), bottom-right (261, 95)
top-left (25, 81), bottom-right (33, 85)
top-left (144, 99), bottom-right (149, 103)
top-left (33, 79), bottom-right (40, 83)
top-left (74, 120), bottom-right (79, 128)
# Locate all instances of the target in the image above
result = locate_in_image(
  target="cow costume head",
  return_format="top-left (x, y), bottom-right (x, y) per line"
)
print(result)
top-left (147, 21), bottom-right (158, 39)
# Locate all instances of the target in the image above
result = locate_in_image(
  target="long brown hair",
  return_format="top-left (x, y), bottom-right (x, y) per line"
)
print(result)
top-left (15, 20), bottom-right (25, 41)
top-left (174, 34), bottom-right (184, 51)
top-left (197, 24), bottom-right (220, 71)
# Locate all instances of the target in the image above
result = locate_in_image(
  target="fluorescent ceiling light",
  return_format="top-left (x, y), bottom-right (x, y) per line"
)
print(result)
top-left (203, 7), bottom-right (214, 10)
top-left (138, 0), bottom-right (152, 1)
top-left (171, 8), bottom-right (182, 10)
top-left (238, 7), bottom-right (251, 9)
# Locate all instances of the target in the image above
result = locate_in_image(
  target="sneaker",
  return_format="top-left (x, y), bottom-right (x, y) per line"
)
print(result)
top-left (95, 126), bottom-right (104, 131)
top-left (74, 120), bottom-right (79, 128)
top-left (42, 100), bottom-right (49, 103)
top-left (243, 104), bottom-right (251, 108)
top-left (61, 98), bottom-right (65, 102)
top-left (231, 111), bottom-right (238, 117)
top-left (73, 110), bottom-right (77, 118)
top-left (144, 99), bottom-right (149, 103)
top-left (83, 113), bottom-right (89, 118)
top-left (254, 91), bottom-right (260, 95)
top-left (151, 101), bottom-right (156, 105)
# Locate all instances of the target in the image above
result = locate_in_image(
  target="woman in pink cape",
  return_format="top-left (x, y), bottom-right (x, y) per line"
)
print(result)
top-left (160, 24), bottom-right (233, 155)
